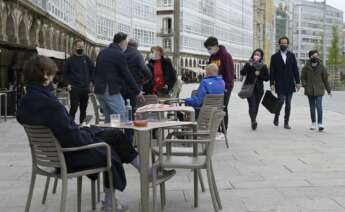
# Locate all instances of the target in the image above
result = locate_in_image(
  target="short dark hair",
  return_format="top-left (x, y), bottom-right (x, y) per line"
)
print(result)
top-left (308, 50), bottom-right (319, 58)
top-left (128, 39), bottom-right (138, 48)
top-left (24, 55), bottom-right (58, 85)
top-left (250, 48), bottom-right (264, 60)
top-left (113, 32), bottom-right (127, 44)
top-left (204, 36), bottom-right (219, 48)
top-left (278, 36), bottom-right (289, 44)
top-left (73, 38), bottom-right (83, 47)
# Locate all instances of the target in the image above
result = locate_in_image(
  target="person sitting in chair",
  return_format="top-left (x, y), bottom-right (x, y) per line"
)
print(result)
top-left (16, 55), bottom-right (175, 212)
top-left (184, 63), bottom-right (225, 108)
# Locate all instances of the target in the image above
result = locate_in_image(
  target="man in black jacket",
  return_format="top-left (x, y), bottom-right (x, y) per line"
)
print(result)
top-left (123, 39), bottom-right (151, 111)
top-left (270, 36), bottom-right (301, 129)
top-left (64, 39), bottom-right (94, 124)
top-left (94, 32), bottom-right (144, 123)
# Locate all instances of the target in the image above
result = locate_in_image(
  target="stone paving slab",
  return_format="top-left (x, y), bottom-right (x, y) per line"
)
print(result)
top-left (1, 83), bottom-right (345, 212)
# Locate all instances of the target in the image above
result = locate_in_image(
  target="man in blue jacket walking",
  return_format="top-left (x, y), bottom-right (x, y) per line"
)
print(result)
top-left (185, 63), bottom-right (225, 108)
top-left (94, 32), bottom-right (144, 123)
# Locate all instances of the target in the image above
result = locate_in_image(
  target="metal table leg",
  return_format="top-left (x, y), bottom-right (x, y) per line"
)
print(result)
top-left (137, 130), bottom-right (151, 212)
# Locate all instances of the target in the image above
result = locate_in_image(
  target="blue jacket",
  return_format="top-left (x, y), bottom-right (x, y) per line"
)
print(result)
top-left (16, 84), bottom-right (127, 191)
top-left (185, 76), bottom-right (225, 107)
top-left (94, 43), bottom-right (140, 95)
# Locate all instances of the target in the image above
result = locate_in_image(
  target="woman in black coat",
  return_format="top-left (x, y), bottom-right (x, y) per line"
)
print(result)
top-left (240, 49), bottom-right (269, 130)
top-left (144, 46), bottom-right (177, 96)
top-left (16, 55), bottom-right (139, 211)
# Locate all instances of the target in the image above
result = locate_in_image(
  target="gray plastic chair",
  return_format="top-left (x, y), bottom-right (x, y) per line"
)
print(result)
top-left (151, 106), bottom-right (217, 209)
top-left (136, 94), bottom-right (159, 108)
top-left (152, 110), bottom-right (225, 212)
top-left (202, 94), bottom-right (229, 148)
top-left (89, 93), bottom-right (105, 124)
top-left (23, 125), bottom-right (116, 212)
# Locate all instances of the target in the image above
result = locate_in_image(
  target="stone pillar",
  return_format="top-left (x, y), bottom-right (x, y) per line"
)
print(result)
top-left (9, 3), bottom-right (23, 44)
top-left (41, 23), bottom-right (48, 48)
top-left (48, 25), bottom-right (54, 49)
top-left (0, 0), bottom-right (8, 41)
top-left (54, 29), bottom-right (60, 50)
top-left (23, 11), bottom-right (32, 46)
top-left (34, 19), bottom-right (42, 46)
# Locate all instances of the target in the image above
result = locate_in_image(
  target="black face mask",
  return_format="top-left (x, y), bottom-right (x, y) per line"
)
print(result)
top-left (310, 57), bottom-right (319, 63)
top-left (280, 45), bottom-right (288, 52)
top-left (76, 49), bottom-right (84, 55)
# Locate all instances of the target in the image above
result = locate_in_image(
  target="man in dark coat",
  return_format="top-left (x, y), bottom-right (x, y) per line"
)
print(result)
top-left (94, 32), bottom-right (144, 123)
top-left (204, 36), bottom-right (235, 130)
top-left (64, 39), bottom-right (94, 124)
top-left (123, 39), bottom-right (152, 110)
top-left (270, 36), bottom-right (301, 129)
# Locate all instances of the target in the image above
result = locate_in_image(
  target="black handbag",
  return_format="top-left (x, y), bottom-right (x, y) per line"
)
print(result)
top-left (238, 76), bottom-right (256, 99)
top-left (261, 90), bottom-right (283, 114)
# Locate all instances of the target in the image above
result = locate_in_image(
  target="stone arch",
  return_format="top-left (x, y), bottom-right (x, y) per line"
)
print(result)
top-left (30, 19), bottom-right (40, 47)
top-left (10, 4), bottom-right (23, 44)
top-left (5, 11), bottom-right (15, 43)
top-left (41, 23), bottom-right (48, 48)
top-left (193, 59), bottom-right (196, 67)
top-left (184, 58), bottom-right (188, 67)
top-left (180, 57), bottom-right (184, 67)
top-left (189, 58), bottom-right (192, 67)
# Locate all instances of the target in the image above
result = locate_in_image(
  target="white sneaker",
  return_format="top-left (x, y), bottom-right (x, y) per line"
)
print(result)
top-left (318, 124), bottom-right (325, 132)
top-left (101, 199), bottom-right (130, 212)
top-left (310, 122), bottom-right (317, 130)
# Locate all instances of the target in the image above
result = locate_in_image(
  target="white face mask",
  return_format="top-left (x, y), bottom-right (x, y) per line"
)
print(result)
top-left (207, 47), bottom-right (217, 55)
top-left (253, 55), bottom-right (261, 62)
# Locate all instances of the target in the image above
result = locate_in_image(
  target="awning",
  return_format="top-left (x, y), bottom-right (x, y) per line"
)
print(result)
top-left (184, 67), bottom-right (206, 74)
top-left (36, 47), bottom-right (68, 60)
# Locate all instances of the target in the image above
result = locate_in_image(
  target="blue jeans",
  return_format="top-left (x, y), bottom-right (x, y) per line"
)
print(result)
top-left (96, 92), bottom-right (127, 123)
top-left (308, 96), bottom-right (323, 124)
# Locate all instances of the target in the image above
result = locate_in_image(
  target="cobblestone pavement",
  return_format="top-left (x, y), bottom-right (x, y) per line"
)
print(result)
top-left (1, 83), bottom-right (345, 212)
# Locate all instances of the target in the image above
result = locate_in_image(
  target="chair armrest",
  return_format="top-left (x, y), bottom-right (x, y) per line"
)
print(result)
top-left (171, 130), bottom-right (210, 136)
top-left (162, 139), bottom-right (211, 144)
top-left (61, 143), bottom-right (112, 169)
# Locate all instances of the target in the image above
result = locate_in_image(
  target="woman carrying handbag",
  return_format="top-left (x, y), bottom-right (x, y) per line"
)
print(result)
top-left (240, 49), bottom-right (269, 130)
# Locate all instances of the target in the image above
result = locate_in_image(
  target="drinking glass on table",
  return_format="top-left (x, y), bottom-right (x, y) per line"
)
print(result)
top-left (110, 114), bottom-right (121, 127)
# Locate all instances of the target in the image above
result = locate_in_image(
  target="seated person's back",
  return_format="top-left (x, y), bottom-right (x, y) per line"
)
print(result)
top-left (185, 63), bottom-right (225, 108)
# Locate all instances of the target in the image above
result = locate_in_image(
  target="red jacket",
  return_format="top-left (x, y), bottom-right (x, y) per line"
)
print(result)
top-left (208, 45), bottom-right (235, 90)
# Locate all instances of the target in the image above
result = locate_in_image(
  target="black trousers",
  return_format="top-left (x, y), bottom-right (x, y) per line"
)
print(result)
top-left (69, 87), bottom-right (89, 124)
top-left (95, 129), bottom-right (138, 188)
top-left (223, 89), bottom-right (232, 129)
top-left (275, 93), bottom-right (293, 124)
top-left (247, 89), bottom-right (264, 122)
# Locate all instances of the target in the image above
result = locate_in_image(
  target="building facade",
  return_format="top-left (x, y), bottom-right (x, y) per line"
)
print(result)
top-left (156, 0), bottom-right (254, 78)
top-left (253, 0), bottom-right (276, 65)
top-left (292, 0), bottom-right (343, 65)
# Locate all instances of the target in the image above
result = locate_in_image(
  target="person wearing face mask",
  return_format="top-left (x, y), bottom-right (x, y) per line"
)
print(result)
top-left (143, 46), bottom-right (177, 96)
top-left (203, 36), bottom-right (235, 131)
top-left (63, 39), bottom-right (94, 124)
top-left (270, 36), bottom-right (301, 129)
top-left (94, 32), bottom-right (144, 123)
top-left (240, 49), bottom-right (269, 130)
top-left (301, 50), bottom-right (331, 131)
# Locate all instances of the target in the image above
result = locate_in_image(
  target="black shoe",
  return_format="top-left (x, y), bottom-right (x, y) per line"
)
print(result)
top-left (284, 124), bottom-right (291, 130)
top-left (273, 116), bottom-right (279, 126)
top-left (251, 121), bottom-right (258, 130)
